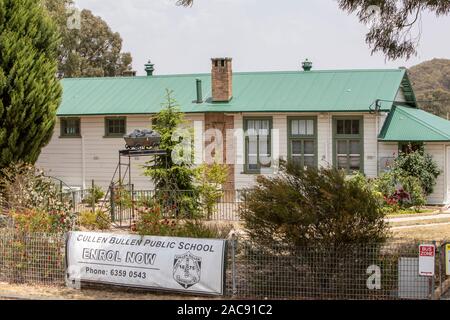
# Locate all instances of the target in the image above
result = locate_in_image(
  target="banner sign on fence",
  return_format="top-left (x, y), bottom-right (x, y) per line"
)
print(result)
top-left (66, 231), bottom-right (227, 295)
top-left (418, 244), bottom-right (435, 277)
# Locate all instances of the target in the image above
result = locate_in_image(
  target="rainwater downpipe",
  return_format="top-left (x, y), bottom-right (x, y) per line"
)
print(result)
top-left (81, 134), bottom-right (86, 190)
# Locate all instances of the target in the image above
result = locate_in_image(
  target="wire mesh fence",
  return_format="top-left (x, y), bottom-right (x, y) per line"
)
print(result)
top-left (0, 229), bottom-right (66, 286)
top-left (0, 228), bottom-right (447, 300)
top-left (225, 240), bottom-right (441, 300)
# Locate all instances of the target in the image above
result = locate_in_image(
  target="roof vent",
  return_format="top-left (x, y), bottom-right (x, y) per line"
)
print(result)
top-left (302, 59), bottom-right (312, 71)
top-left (144, 60), bottom-right (155, 76)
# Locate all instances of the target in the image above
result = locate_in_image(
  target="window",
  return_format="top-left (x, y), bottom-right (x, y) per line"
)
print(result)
top-left (288, 117), bottom-right (317, 168)
top-left (244, 118), bottom-right (272, 173)
top-left (60, 118), bottom-right (80, 137)
top-left (105, 117), bottom-right (126, 137)
top-left (399, 142), bottom-right (423, 154)
top-left (333, 117), bottom-right (363, 173)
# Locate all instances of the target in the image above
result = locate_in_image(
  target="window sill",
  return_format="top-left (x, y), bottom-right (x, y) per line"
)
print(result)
top-left (59, 136), bottom-right (81, 139)
top-left (242, 168), bottom-right (275, 175)
top-left (103, 135), bottom-right (125, 139)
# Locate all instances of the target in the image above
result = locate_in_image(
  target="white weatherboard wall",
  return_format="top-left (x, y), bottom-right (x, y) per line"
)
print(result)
top-left (378, 141), bottom-right (449, 205)
top-left (424, 143), bottom-right (447, 205)
top-left (233, 112), bottom-right (379, 190)
top-left (37, 114), bottom-right (204, 190)
top-left (233, 113), bottom-right (288, 190)
top-left (447, 146), bottom-right (450, 204)
top-left (37, 111), bottom-right (449, 205)
top-left (36, 120), bottom-right (83, 188)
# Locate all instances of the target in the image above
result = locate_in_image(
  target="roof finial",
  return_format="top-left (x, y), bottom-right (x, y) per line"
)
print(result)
top-left (302, 58), bottom-right (313, 71)
top-left (144, 60), bottom-right (155, 76)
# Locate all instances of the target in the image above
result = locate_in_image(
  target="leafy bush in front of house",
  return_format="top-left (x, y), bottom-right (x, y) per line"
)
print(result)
top-left (194, 162), bottom-right (229, 219)
top-left (10, 208), bottom-right (75, 234)
top-left (0, 163), bottom-right (76, 233)
top-left (239, 162), bottom-right (391, 299)
top-left (240, 161), bottom-right (389, 248)
top-left (83, 185), bottom-right (105, 206)
top-left (0, 163), bottom-right (72, 214)
top-left (112, 185), bottom-right (133, 209)
top-left (390, 148), bottom-right (441, 196)
top-left (79, 210), bottom-right (111, 231)
top-left (135, 201), bottom-right (232, 239)
top-left (374, 171), bottom-right (426, 213)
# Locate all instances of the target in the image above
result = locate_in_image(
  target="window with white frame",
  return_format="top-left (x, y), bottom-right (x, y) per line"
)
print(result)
top-left (288, 118), bottom-right (317, 168)
top-left (333, 117), bottom-right (363, 173)
top-left (244, 118), bottom-right (272, 173)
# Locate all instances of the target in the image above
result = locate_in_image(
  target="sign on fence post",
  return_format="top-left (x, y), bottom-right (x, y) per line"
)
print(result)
top-left (418, 244), bottom-right (435, 277)
top-left (66, 231), bottom-right (227, 295)
top-left (445, 244), bottom-right (450, 276)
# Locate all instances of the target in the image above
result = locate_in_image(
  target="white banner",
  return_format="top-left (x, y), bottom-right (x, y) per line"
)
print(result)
top-left (66, 231), bottom-right (227, 295)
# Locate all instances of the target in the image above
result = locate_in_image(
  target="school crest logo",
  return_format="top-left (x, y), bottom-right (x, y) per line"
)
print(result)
top-left (173, 252), bottom-right (202, 289)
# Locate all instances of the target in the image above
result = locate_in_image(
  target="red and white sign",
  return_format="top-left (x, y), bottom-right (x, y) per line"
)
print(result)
top-left (419, 245), bottom-right (435, 276)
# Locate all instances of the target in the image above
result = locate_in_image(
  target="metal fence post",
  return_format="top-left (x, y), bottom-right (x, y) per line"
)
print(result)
top-left (91, 179), bottom-right (95, 212)
top-left (438, 242), bottom-right (443, 300)
top-left (431, 240), bottom-right (437, 300)
top-left (131, 184), bottom-right (135, 223)
top-left (231, 233), bottom-right (238, 296)
top-left (110, 184), bottom-right (115, 223)
top-left (59, 181), bottom-right (63, 203)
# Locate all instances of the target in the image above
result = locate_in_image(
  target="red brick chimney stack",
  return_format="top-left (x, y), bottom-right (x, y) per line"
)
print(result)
top-left (211, 58), bottom-right (233, 102)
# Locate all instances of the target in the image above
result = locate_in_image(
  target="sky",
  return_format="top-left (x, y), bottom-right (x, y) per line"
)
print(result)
top-left (75, 0), bottom-right (450, 76)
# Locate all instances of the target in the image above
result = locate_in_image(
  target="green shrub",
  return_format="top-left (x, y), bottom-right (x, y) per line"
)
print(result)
top-left (194, 163), bottom-right (229, 219)
top-left (0, 162), bottom-right (72, 214)
top-left (83, 185), bottom-right (105, 206)
top-left (390, 149), bottom-right (441, 196)
top-left (10, 208), bottom-right (75, 234)
top-left (172, 220), bottom-right (233, 239)
top-left (375, 171), bottom-right (427, 212)
top-left (240, 162), bottom-right (389, 248)
top-left (79, 210), bottom-right (111, 230)
top-left (135, 204), bottom-right (232, 239)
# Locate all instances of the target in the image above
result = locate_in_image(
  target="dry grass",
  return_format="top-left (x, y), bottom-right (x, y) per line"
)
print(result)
top-left (390, 217), bottom-right (450, 228)
top-left (392, 223), bottom-right (450, 241)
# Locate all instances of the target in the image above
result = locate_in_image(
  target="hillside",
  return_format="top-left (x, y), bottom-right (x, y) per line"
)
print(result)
top-left (408, 59), bottom-right (450, 119)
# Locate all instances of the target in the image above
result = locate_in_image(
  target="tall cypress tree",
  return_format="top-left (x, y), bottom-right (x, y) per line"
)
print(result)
top-left (0, 0), bottom-right (62, 168)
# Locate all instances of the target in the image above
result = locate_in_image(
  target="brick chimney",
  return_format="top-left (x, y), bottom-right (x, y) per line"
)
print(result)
top-left (211, 58), bottom-right (232, 102)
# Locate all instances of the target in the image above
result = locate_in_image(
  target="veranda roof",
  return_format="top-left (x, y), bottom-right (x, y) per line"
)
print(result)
top-left (378, 105), bottom-right (450, 142)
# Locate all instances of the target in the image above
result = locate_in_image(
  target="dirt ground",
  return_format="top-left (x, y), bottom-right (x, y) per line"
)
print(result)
top-left (0, 282), bottom-right (223, 300)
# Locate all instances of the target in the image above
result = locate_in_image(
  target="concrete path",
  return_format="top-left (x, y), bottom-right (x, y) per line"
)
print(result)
top-left (391, 221), bottom-right (450, 230)
top-left (386, 213), bottom-right (450, 223)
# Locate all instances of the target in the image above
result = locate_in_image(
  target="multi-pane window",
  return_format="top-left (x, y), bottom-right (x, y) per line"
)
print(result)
top-left (60, 118), bottom-right (80, 137)
top-left (288, 118), bottom-right (316, 168)
top-left (334, 118), bottom-right (363, 173)
top-left (245, 118), bottom-right (272, 173)
top-left (105, 117), bottom-right (126, 137)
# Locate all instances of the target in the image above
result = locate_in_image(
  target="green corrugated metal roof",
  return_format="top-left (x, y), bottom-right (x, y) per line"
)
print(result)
top-left (379, 105), bottom-right (450, 142)
top-left (57, 69), bottom-right (411, 116)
